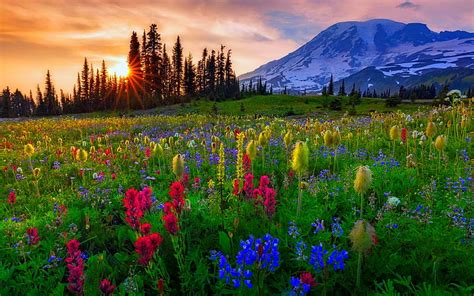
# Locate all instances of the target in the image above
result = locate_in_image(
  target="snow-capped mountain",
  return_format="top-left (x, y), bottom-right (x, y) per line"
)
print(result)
top-left (239, 19), bottom-right (474, 92)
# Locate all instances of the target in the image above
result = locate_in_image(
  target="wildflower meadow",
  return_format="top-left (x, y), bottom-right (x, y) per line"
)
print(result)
top-left (0, 101), bottom-right (473, 295)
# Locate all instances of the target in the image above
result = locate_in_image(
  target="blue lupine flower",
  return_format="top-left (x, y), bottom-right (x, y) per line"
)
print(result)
top-left (327, 249), bottom-right (349, 271)
top-left (309, 244), bottom-right (327, 271)
top-left (311, 219), bottom-right (325, 234)
top-left (288, 221), bottom-right (300, 238)
top-left (331, 217), bottom-right (344, 237)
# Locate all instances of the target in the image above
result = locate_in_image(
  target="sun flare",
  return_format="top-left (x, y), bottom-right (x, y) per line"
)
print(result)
top-left (108, 59), bottom-right (130, 77)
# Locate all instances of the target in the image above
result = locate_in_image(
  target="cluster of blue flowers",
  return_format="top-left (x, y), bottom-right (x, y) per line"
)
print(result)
top-left (444, 176), bottom-right (471, 194)
top-left (210, 234), bottom-right (280, 289)
top-left (290, 276), bottom-right (312, 296)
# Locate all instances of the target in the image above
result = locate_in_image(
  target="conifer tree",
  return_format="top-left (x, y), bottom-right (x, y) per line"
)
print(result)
top-left (328, 74), bottom-right (334, 95)
top-left (172, 36), bottom-right (184, 97)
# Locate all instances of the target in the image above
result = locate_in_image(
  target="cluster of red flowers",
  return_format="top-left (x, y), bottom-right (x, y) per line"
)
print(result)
top-left (168, 181), bottom-right (185, 214)
top-left (26, 227), bottom-right (40, 245)
top-left (243, 173), bottom-right (254, 198)
top-left (134, 233), bottom-right (163, 265)
top-left (254, 176), bottom-right (277, 218)
top-left (161, 181), bottom-right (187, 235)
top-left (300, 272), bottom-right (317, 287)
top-left (65, 239), bottom-right (84, 295)
top-left (123, 187), bottom-right (153, 229)
top-left (8, 191), bottom-right (16, 205)
top-left (401, 127), bottom-right (407, 143)
top-left (235, 174), bottom-right (277, 217)
top-left (163, 210), bottom-right (179, 235)
top-left (99, 279), bottom-right (116, 296)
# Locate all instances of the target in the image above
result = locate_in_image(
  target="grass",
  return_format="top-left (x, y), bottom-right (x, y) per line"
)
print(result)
top-left (146, 95), bottom-right (428, 117)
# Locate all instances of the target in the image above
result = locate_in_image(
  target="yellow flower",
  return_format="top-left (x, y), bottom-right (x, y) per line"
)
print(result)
top-left (283, 131), bottom-right (292, 149)
top-left (89, 146), bottom-right (96, 154)
top-left (389, 125), bottom-right (399, 141)
top-left (258, 132), bottom-right (269, 147)
top-left (172, 154), bottom-right (185, 179)
top-left (76, 149), bottom-right (89, 162)
top-left (354, 166), bottom-right (372, 195)
top-left (217, 143), bottom-right (225, 185)
top-left (323, 130), bottom-right (333, 147)
top-left (434, 135), bottom-right (447, 151)
top-left (291, 141), bottom-right (309, 176)
top-left (33, 167), bottom-right (41, 178)
top-left (332, 130), bottom-right (340, 146)
top-left (426, 121), bottom-right (436, 138)
top-left (24, 144), bottom-right (35, 156)
top-left (246, 140), bottom-right (257, 160)
top-left (349, 220), bottom-right (377, 253)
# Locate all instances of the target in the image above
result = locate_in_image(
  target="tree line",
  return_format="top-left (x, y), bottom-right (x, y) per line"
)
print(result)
top-left (1, 23), bottom-right (241, 117)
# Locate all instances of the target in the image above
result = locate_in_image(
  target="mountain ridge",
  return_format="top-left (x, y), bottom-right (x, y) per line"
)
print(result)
top-left (239, 19), bottom-right (474, 92)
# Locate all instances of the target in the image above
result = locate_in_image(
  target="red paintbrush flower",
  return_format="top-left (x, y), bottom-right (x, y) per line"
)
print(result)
top-left (26, 227), bottom-right (40, 245)
top-left (8, 191), bottom-right (16, 205)
top-left (134, 232), bottom-right (163, 265)
top-left (300, 272), bottom-right (317, 287)
top-left (157, 278), bottom-right (165, 295)
top-left (140, 223), bottom-right (152, 235)
top-left (232, 179), bottom-right (241, 196)
top-left (243, 173), bottom-right (254, 199)
top-left (243, 153), bottom-right (251, 173)
top-left (99, 279), bottom-right (115, 296)
top-left (163, 212), bottom-right (179, 235)
top-left (401, 127), bottom-right (407, 143)
top-left (168, 182), bottom-right (185, 214)
top-left (65, 239), bottom-right (84, 295)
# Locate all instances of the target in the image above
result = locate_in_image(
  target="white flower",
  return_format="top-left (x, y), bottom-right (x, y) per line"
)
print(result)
top-left (420, 135), bottom-right (427, 141)
top-left (387, 197), bottom-right (400, 207)
top-left (17, 167), bottom-right (23, 173)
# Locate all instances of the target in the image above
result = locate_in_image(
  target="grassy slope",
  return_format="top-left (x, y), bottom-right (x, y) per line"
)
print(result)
top-left (147, 95), bottom-right (426, 117)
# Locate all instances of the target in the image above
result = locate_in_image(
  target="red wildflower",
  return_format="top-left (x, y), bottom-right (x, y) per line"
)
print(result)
top-left (243, 173), bottom-right (254, 199)
top-left (232, 179), bottom-right (241, 196)
top-left (163, 212), bottom-right (179, 235)
top-left (140, 223), bottom-right (152, 235)
top-left (139, 187), bottom-right (153, 211)
top-left (145, 147), bottom-right (151, 158)
top-left (168, 182), bottom-right (185, 214)
top-left (105, 148), bottom-right (111, 156)
top-left (134, 232), bottom-right (163, 265)
top-left (65, 239), bottom-right (84, 295)
top-left (401, 128), bottom-right (407, 143)
top-left (8, 191), bottom-right (16, 205)
top-left (181, 173), bottom-right (189, 187)
top-left (99, 279), bottom-right (115, 296)
top-left (162, 202), bottom-right (174, 215)
top-left (111, 173), bottom-right (117, 180)
top-left (26, 227), bottom-right (40, 245)
top-left (263, 187), bottom-right (276, 218)
top-left (300, 272), bottom-right (317, 287)
top-left (123, 188), bottom-right (143, 229)
top-left (123, 187), bottom-right (153, 229)
top-left (157, 278), bottom-right (165, 295)
top-left (243, 153), bottom-right (251, 173)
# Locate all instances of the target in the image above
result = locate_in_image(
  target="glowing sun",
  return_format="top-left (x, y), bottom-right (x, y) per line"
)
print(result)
top-left (109, 59), bottom-right (130, 77)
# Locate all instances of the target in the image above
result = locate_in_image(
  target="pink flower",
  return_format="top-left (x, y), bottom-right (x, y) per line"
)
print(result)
top-left (65, 239), bottom-right (84, 295)
top-left (243, 173), bottom-right (254, 199)
top-left (99, 279), bottom-right (115, 296)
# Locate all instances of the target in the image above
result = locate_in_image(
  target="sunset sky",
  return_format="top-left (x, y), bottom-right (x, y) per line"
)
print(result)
top-left (1, 0), bottom-right (473, 93)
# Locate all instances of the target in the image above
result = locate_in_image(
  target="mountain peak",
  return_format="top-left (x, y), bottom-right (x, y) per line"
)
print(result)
top-left (239, 19), bottom-right (474, 92)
